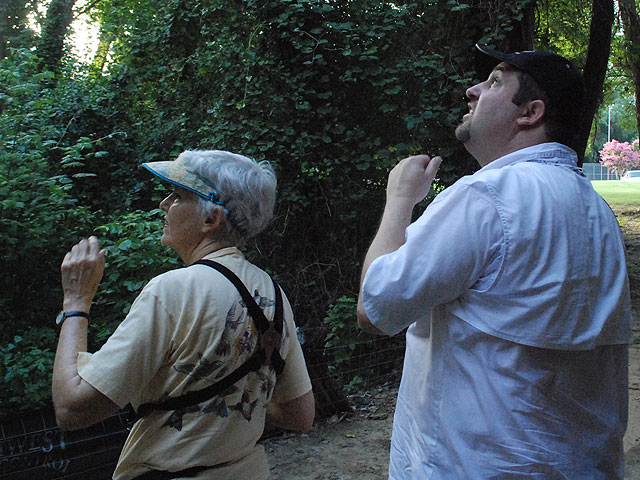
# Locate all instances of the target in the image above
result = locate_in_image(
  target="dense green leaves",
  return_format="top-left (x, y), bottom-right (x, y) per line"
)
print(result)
top-left (94, 209), bottom-right (180, 319)
top-left (0, 330), bottom-right (57, 416)
top-left (0, 0), bottom-right (574, 413)
top-left (0, 50), bottom-right (96, 328)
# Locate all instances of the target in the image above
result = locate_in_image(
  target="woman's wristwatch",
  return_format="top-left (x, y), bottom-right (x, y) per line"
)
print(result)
top-left (56, 311), bottom-right (90, 327)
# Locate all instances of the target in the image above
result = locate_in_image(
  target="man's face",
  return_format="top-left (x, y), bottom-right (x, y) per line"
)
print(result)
top-left (455, 63), bottom-right (523, 165)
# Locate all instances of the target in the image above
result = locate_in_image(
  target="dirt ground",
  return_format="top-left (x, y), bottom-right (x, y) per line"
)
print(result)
top-left (263, 206), bottom-right (640, 480)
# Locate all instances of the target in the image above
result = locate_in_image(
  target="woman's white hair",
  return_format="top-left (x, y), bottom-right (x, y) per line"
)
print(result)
top-left (177, 150), bottom-right (277, 246)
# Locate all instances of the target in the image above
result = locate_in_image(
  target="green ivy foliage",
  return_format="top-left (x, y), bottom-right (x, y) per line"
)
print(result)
top-left (0, 50), bottom-right (96, 331)
top-left (0, 1), bottom-right (536, 412)
top-left (323, 296), bottom-right (362, 368)
top-left (99, 0), bottom-right (485, 329)
top-left (93, 209), bottom-right (180, 323)
top-left (0, 329), bottom-right (57, 417)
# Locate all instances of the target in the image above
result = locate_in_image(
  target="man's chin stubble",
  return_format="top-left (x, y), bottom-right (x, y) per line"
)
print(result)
top-left (455, 123), bottom-right (470, 143)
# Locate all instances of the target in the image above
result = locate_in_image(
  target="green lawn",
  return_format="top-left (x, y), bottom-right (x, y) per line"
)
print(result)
top-left (591, 181), bottom-right (640, 208)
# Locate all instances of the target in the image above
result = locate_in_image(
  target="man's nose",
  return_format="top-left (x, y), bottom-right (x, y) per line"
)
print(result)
top-left (466, 82), bottom-right (481, 100)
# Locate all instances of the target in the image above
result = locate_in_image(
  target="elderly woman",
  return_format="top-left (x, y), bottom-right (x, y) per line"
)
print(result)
top-left (52, 150), bottom-right (315, 480)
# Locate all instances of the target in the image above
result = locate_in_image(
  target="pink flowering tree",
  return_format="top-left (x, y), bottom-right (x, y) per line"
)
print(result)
top-left (599, 139), bottom-right (640, 175)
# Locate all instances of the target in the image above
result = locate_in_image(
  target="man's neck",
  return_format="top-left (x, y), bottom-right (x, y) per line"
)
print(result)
top-left (471, 131), bottom-right (550, 168)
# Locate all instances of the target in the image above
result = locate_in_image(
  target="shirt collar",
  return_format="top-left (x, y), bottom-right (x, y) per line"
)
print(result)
top-left (203, 246), bottom-right (243, 260)
top-left (480, 142), bottom-right (578, 172)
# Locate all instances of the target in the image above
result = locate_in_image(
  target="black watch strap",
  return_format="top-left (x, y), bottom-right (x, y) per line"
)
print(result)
top-left (56, 310), bottom-right (90, 326)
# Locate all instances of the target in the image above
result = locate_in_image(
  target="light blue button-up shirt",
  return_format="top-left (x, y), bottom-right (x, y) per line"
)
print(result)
top-left (362, 143), bottom-right (632, 479)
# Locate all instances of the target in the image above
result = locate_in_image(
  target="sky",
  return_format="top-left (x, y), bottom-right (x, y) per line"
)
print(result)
top-left (68, 1), bottom-right (100, 63)
top-left (28, 0), bottom-right (99, 63)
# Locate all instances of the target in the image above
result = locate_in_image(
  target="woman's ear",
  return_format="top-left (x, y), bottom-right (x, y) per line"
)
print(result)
top-left (516, 99), bottom-right (546, 127)
top-left (202, 208), bottom-right (225, 235)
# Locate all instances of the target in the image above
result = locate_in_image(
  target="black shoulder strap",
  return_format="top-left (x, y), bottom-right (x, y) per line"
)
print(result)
top-left (135, 260), bottom-right (285, 419)
top-left (196, 260), bottom-right (285, 374)
top-left (196, 260), bottom-right (272, 333)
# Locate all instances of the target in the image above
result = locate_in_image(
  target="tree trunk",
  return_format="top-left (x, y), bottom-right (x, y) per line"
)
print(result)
top-left (575, 0), bottom-right (614, 166)
top-left (504, 0), bottom-right (536, 51)
top-left (0, 0), bottom-right (30, 58)
top-left (619, 0), bottom-right (640, 140)
top-left (0, 1), bottom-right (9, 59)
top-left (37, 0), bottom-right (77, 73)
top-left (90, 24), bottom-right (114, 76)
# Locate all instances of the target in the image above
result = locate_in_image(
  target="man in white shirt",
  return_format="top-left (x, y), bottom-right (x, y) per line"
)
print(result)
top-left (358, 45), bottom-right (632, 479)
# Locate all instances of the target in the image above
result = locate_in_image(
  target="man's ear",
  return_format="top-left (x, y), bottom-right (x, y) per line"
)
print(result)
top-left (516, 99), bottom-right (546, 127)
top-left (201, 208), bottom-right (225, 235)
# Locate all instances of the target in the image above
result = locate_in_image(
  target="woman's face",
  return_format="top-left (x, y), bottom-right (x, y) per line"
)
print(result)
top-left (159, 187), bottom-right (204, 259)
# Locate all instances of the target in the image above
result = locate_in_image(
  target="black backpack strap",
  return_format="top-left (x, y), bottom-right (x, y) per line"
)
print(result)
top-left (135, 260), bottom-right (285, 419)
top-left (130, 465), bottom-right (209, 480)
top-left (269, 282), bottom-right (285, 373)
top-left (196, 260), bottom-right (285, 370)
top-left (136, 350), bottom-right (264, 417)
top-left (196, 259), bottom-right (272, 333)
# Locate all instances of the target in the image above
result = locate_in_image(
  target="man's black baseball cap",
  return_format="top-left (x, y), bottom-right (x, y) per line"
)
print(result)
top-left (475, 44), bottom-right (585, 123)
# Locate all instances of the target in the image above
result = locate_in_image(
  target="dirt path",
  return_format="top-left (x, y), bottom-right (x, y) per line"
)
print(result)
top-left (264, 206), bottom-right (640, 479)
top-left (265, 385), bottom-right (395, 480)
top-left (620, 206), bottom-right (640, 479)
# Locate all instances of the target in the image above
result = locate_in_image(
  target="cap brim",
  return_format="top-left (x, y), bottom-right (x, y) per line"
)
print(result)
top-left (474, 44), bottom-right (508, 79)
top-left (142, 161), bottom-right (207, 200)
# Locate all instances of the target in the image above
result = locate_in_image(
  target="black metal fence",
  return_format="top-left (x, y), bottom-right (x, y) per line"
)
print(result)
top-left (0, 408), bottom-right (131, 479)
top-left (321, 333), bottom-right (405, 394)
top-left (0, 331), bottom-right (405, 478)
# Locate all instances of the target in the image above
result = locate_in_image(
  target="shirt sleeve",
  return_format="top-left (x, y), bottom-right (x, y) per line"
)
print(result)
top-left (361, 182), bottom-right (504, 335)
top-left (77, 276), bottom-right (176, 408)
top-left (270, 294), bottom-right (312, 404)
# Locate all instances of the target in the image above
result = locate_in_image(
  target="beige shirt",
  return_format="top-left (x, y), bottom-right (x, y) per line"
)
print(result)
top-left (78, 247), bottom-right (312, 480)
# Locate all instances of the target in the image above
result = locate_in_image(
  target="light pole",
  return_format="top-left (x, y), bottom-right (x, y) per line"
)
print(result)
top-left (607, 105), bottom-right (612, 179)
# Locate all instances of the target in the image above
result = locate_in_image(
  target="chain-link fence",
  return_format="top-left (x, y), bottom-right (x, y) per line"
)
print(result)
top-left (0, 326), bottom-right (406, 479)
top-left (0, 408), bottom-right (131, 479)
top-left (583, 163), bottom-right (621, 180)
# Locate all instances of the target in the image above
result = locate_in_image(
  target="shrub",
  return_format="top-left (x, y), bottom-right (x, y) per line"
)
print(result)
top-left (91, 208), bottom-right (180, 343)
top-left (0, 49), bottom-right (97, 338)
top-left (0, 329), bottom-right (58, 417)
top-left (323, 296), bottom-right (363, 370)
top-left (599, 139), bottom-right (640, 174)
